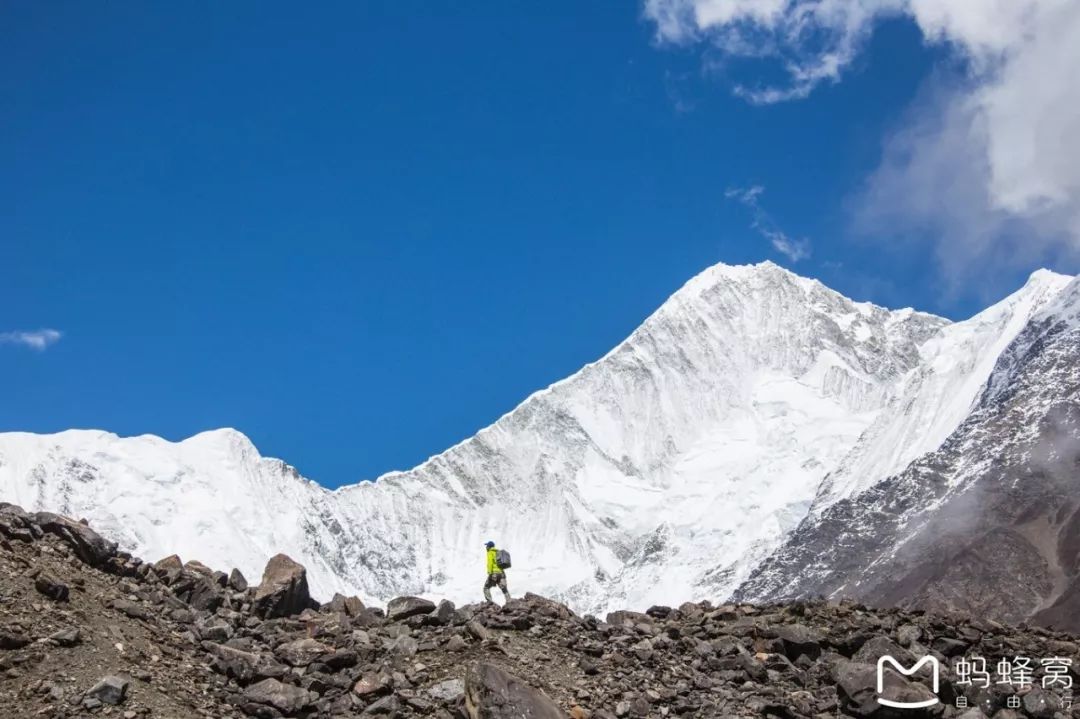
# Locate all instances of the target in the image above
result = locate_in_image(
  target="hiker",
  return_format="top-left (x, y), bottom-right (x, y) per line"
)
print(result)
top-left (483, 540), bottom-right (511, 604)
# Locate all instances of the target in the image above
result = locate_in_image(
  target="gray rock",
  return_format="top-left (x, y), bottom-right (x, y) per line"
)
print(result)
top-left (33, 572), bottom-right (69, 602)
top-left (111, 599), bottom-right (150, 620)
top-left (208, 644), bottom-right (287, 683)
top-left (0, 504), bottom-right (42, 542)
top-left (153, 554), bottom-right (184, 582)
top-left (274, 637), bottom-right (333, 667)
top-left (228, 567), bottom-right (248, 592)
top-left (429, 678), bottom-right (465, 702)
top-left (386, 634), bottom-right (419, 657)
top-left (363, 695), bottom-right (401, 714)
top-left (243, 678), bottom-right (312, 714)
top-left (1022, 687), bottom-right (1060, 718)
top-left (430, 598), bottom-right (456, 625)
top-left (387, 595), bottom-right (436, 621)
top-left (169, 570), bottom-right (225, 612)
top-left (195, 617), bottom-right (233, 643)
top-left (353, 672), bottom-right (393, 698)
top-left (774, 623), bottom-right (824, 660)
top-left (605, 610), bottom-right (650, 627)
top-left (85, 675), bottom-right (130, 706)
top-left (32, 512), bottom-right (117, 567)
top-left (851, 635), bottom-right (914, 666)
top-left (830, 659), bottom-right (937, 716)
top-left (252, 553), bottom-right (312, 619)
top-left (0, 629), bottom-right (30, 649)
top-left (48, 628), bottom-right (81, 647)
top-left (464, 662), bottom-right (564, 719)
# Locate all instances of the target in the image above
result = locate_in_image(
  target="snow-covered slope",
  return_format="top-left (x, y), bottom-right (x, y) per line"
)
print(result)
top-left (735, 276), bottom-right (1080, 628)
top-left (810, 269), bottom-right (1074, 514)
top-left (0, 262), bottom-right (1071, 613)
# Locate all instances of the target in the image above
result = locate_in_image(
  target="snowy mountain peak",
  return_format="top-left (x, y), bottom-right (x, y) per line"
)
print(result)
top-left (1, 264), bottom-right (1076, 614)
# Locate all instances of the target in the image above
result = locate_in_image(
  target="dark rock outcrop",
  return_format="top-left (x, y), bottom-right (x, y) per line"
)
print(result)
top-left (252, 553), bottom-right (313, 618)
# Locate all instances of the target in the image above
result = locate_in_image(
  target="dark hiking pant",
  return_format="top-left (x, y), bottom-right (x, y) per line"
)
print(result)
top-left (483, 571), bottom-right (509, 603)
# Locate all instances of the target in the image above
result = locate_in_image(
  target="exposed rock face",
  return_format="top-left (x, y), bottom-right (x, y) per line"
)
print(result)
top-left (252, 553), bottom-right (313, 618)
top-left (464, 663), bottom-right (564, 719)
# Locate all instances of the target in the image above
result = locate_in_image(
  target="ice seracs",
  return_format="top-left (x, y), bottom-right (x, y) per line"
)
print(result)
top-left (0, 261), bottom-right (1073, 614)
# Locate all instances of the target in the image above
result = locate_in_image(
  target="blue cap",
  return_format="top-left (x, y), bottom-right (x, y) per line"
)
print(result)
top-left (484, 540), bottom-right (495, 548)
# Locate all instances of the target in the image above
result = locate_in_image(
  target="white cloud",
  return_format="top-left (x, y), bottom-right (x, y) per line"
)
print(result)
top-left (0, 329), bottom-right (63, 351)
top-left (726, 185), bottom-right (811, 261)
top-left (645, 0), bottom-right (1080, 274)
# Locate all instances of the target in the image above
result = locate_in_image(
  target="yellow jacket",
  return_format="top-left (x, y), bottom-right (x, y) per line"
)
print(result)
top-left (486, 547), bottom-right (500, 574)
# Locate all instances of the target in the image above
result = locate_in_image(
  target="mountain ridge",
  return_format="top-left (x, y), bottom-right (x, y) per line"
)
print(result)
top-left (1, 261), bottom-right (1075, 619)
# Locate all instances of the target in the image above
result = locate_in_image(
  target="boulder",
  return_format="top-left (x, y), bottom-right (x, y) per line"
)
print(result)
top-left (32, 512), bottom-right (117, 567)
top-left (429, 678), bottom-right (466, 702)
top-left (85, 675), bottom-right (130, 706)
top-left (429, 599), bottom-right (456, 626)
top-left (48, 628), bottom-right (81, 647)
top-left (34, 572), bottom-right (70, 601)
top-left (252, 553), bottom-right (312, 619)
top-left (170, 570), bottom-right (225, 612)
top-left (830, 658), bottom-right (938, 716)
top-left (0, 629), bottom-right (31, 649)
top-left (363, 695), bottom-right (401, 715)
top-left (352, 672), bottom-right (393, 698)
top-left (325, 592), bottom-right (365, 616)
top-left (153, 554), bottom-right (184, 583)
top-left (605, 610), bottom-right (650, 627)
top-left (387, 595), bottom-right (436, 621)
top-left (0, 504), bottom-right (42, 542)
top-left (228, 567), bottom-right (249, 592)
top-left (242, 678), bottom-right (312, 714)
top-left (1022, 687), bottom-right (1060, 718)
top-left (851, 635), bottom-right (914, 666)
top-left (184, 559), bottom-right (214, 576)
top-left (208, 644), bottom-right (286, 684)
top-left (112, 599), bottom-right (150, 620)
top-left (274, 638), bottom-right (333, 667)
top-left (774, 623), bottom-right (824, 660)
top-left (464, 663), bottom-right (564, 719)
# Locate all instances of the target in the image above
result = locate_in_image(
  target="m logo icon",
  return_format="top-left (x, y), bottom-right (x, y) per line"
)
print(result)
top-left (876, 655), bottom-right (941, 709)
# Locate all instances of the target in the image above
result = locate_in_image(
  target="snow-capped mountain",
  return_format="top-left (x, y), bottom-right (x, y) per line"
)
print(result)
top-left (0, 261), bottom-right (1074, 617)
top-left (735, 273), bottom-right (1080, 630)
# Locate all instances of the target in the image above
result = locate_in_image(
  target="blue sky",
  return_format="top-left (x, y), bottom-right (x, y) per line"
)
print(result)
top-left (3, 2), bottom-right (1078, 487)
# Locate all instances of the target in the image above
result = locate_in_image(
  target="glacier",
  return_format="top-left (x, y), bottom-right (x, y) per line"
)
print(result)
top-left (0, 261), bottom-right (1072, 614)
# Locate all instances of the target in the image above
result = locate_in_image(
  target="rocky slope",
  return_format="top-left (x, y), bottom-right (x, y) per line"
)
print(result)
top-left (4, 503), bottom-right (1080, 719)
top-left (2, 262), bottom-right (1072, 616)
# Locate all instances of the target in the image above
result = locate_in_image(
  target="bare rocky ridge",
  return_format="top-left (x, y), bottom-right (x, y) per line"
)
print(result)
top-left (4, 503), bottom-right (1080, 718)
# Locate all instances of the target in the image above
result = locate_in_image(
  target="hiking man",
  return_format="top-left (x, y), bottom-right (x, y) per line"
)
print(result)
top-left (483, 540), bottom-right (511, 604)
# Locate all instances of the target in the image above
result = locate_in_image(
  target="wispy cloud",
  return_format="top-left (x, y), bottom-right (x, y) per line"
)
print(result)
top-left (725, 185), bottom-right (811, 262)
top-left (0, 329), bottom-right (63, 351)
top-left (645, 0), bottom-right (1080, 278)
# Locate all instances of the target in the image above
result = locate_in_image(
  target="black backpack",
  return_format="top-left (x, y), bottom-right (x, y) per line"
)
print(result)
top-left (495, 549), bottom-right (512, 570)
